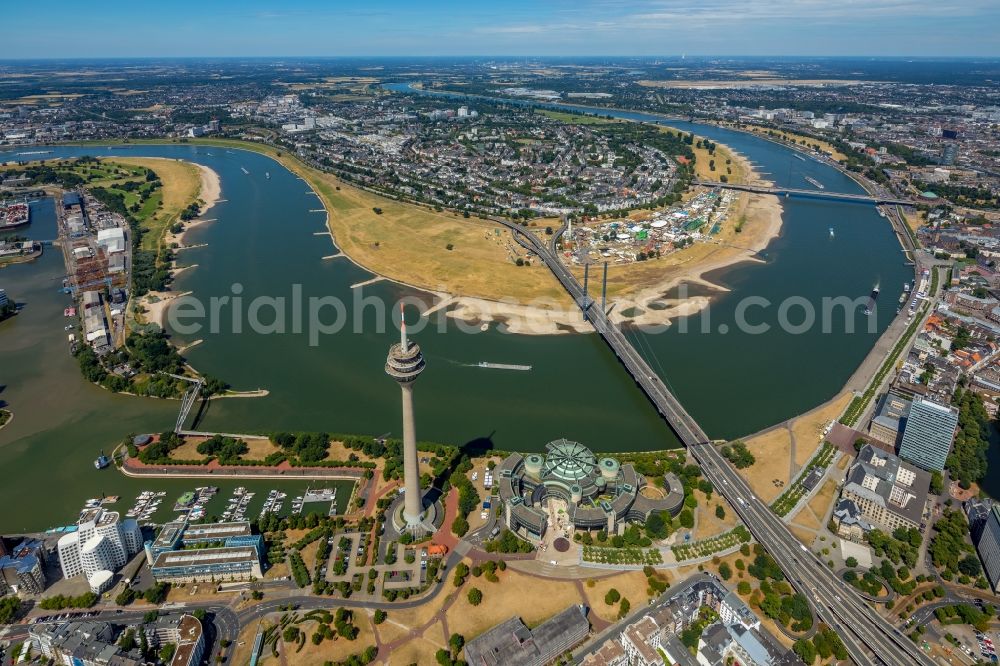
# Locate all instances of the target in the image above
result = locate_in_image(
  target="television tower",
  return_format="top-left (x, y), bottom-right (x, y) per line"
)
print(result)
top-left (385, 303), bottom-right (426, 528)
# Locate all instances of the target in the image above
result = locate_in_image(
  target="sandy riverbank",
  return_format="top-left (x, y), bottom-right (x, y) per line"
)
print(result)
top-left (164, 163), bottom-right (221, 247)
top-left (141, 290), bottom-right (192, 329)
top-left (136, 162), bottom-right (221, 327)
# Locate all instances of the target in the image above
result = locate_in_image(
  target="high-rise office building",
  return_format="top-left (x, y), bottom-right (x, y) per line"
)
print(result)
top-left (898, 396), bottom-right (958, 471)
top-left (972, 503), bottom-right (1000, 593)
top-left (941, 142), bottom-right (958, 166)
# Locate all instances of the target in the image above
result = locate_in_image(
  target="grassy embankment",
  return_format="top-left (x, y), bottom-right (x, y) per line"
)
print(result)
top-left (112, 138), bottom-right (570, 307)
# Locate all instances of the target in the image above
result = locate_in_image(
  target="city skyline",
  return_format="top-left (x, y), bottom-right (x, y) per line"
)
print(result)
top-left (2, 0), bottom-right (999, 58)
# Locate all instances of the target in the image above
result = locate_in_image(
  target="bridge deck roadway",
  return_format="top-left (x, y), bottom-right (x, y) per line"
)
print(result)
top-left (691, 180), bottom-right (914, 206)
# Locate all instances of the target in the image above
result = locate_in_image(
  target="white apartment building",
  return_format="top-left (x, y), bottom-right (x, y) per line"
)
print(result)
top-left (56, 533), bottom-right (83, 578)
top-left (80, 535), bottom-right (115, 576)
top-left (57, 509), bottom-right (142, 585)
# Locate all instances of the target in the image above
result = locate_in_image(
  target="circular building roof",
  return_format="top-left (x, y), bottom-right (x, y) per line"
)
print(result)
top-left (599, 457), bottom-right (621, 480)
top-left (523, 454), bottom-right (545, 478)
top-left (542, 438), bottom-right (596, 483)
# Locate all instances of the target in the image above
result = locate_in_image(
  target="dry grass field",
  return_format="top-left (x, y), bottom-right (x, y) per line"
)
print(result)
top-left (693, 490), bottom-right (739, 540)
top-left (684, 135), bottom-right (747, 183)
top-left (789, 525), bottom-right (818, 547)
top-left (447, 570), bottom-right (584, 640)
top-left (740, 428), bottom-right (793, 503)
top-left (806, 479), bottom-right (839, 524)
top-left (581, 571), bottom-right (661, 623)
top-left (791, 392), bottom-right (851, 467)
top-left (253, 613), bottom-right (376, 666)
top-left (790, 505), bottom-right (822, 531)
top-left (386, 637), bottom-right (448, 665)
top-left (169, 434), bottom-right (275, 460)
top-left (741, 391), bottom-right (850, 502)
top-left (315, 176), bottom-right (569, 304)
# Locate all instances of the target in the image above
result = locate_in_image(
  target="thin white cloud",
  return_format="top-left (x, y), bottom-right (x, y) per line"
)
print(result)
top-left (480, 0), bottom-right (998, 37)
top-left (475, 24), bottom-right (546, 34)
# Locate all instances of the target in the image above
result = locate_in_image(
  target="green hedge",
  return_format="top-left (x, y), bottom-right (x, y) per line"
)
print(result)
top-left (772, 442), bottom-right (836, 517)
top-left (672, 525), bottom-right (751, 562)
top-left (583, 546), bottom-right (663, 566)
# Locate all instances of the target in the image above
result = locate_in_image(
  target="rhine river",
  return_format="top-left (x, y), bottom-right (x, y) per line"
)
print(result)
top-left (0, 101), bottom-right (913, 530)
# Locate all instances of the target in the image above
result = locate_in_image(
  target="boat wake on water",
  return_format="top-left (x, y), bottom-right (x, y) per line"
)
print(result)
top-left (864, 281), bottom-right (881, 316)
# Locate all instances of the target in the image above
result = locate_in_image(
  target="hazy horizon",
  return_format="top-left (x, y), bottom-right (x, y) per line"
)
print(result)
top-left (3, 0), bottom-right (998, 59)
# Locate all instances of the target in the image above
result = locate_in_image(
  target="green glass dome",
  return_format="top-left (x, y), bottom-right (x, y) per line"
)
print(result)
top-left (542, 438), bottom-right (596, 483)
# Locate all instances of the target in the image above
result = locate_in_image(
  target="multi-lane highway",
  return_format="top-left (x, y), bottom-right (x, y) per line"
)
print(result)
top-left (500, 219), bottom-right (936, 666)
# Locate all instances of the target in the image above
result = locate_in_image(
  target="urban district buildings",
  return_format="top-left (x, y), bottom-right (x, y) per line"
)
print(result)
top-left (967, 500), bottom-right (1000, 594)
top-left (497, 439), bottom-right (683, 541)
top-left (0, 537), bottom-right (47, 595)
top-left (868, 392), bottom-right (958, 472)
top-left (581, 574), bottom-right (796, 666)
top-left (30, 613), bottom-right (204, 666)
top-left (897, 395), bottom-right (960, 472)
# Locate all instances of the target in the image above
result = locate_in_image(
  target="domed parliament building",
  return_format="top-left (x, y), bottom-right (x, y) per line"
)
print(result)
top-left (497, 439), bottom-right (684, 542)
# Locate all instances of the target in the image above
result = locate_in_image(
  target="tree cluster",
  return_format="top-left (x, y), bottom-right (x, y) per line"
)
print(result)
top-left (946, 389), bottom-right (991, 487)
top-left (272, 431), bottom-right (332, 463)
top-left (196, 435), bottom-right (249, 463)
top-left (720, 441), bottom-right (755, 468)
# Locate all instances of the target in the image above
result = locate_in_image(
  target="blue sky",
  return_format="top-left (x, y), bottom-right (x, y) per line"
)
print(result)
top-left (2, 0), bottom-right (997, 58)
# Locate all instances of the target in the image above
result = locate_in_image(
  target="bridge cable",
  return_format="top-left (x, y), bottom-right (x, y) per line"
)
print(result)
top-left (621, 321), bottom-right (680, 399)
top-left (623, 325), bottom-right (668, 391)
